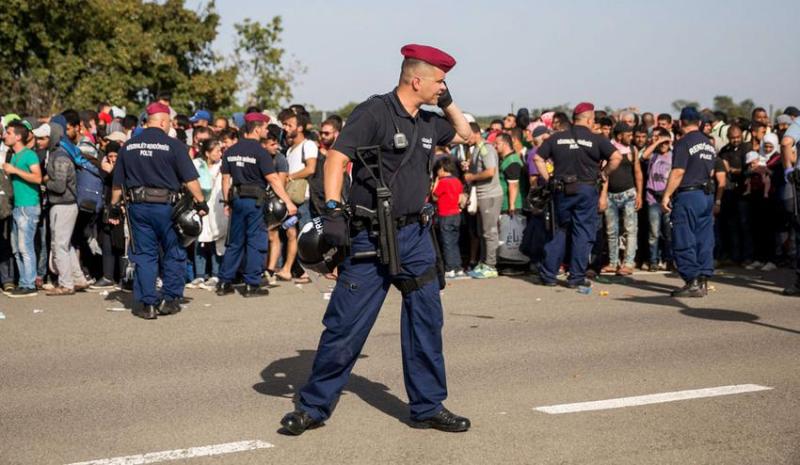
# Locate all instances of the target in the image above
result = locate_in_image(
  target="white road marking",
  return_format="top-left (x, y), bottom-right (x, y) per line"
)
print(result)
top-left (534, 384), bottom-right (773, 414)
top-left (65, 440), bottom-right (274, 465)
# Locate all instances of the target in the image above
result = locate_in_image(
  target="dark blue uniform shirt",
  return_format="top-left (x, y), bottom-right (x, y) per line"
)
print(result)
top-left (332, 90), bottom-right (456, 217)
top-left (536, 125), bottom-right (616, 182)
top-left (672, 130), bottom-right (716, 188)
top-left (112, 127), bottom-right (198, 190)
top-left (221, 139), bottom-right (275, 188)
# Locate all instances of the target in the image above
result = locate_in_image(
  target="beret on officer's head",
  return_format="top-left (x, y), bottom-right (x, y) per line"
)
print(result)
top-left (400, 44), bottom-right (456, 73)
top-left (146, 102), bottom-right (171, 116)
top-left (244, 112), bottom-right (269, 123)
top-left (572, 102), bottom-right (594, 118)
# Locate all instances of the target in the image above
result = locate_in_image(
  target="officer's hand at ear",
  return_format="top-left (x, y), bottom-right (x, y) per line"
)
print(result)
top-left (322, 209), bottom-right (349, 247)
top-left (437, 82), bottom-right (453, 109)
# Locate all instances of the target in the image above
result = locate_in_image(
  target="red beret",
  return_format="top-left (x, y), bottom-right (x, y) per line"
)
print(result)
top-left (98, 112), bottom-right (112, 124)
top-left (244, 112), bottom-right (269, 123)
top-left (400, 44), bottom-right (456, 73)
top-left (572, 102), bottom-right (595, 117)
top-left (146, 102), bottom-right (171, 116)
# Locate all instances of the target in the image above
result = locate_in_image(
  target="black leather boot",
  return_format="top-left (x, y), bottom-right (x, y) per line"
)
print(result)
top-left (671, 278), bottom-right (704, 298)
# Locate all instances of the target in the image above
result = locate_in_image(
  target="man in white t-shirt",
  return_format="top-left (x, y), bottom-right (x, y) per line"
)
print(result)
top-left (281, 110), bottom-right (318, 227)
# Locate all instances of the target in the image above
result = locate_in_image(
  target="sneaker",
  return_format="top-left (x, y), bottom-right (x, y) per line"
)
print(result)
top-left (199, 277), bottom-right (219, 291)
top-left (264, 270), bottom-right (278, 286)
top-left (470, 265), bottom-right (498, 279)
top-left (454, 270), bottom-right (468, 279)
top-left (90, 277), bottom-right (116, 289)
top-left (42, 282), bottom-right (55, 291)
top-left (444, 270), bottom-right (457, 279)
top-left (8, 287), bottom-right (38, 298)
top-left (186, 277), bottom-right (205, 289)
top-left (745, 261), bottom-right (763, 270)
top-left (2, 282), bottom-right (15, 294)
top-left (761, 262), bottom-right (777, 272)
top-left (118, 280), bottom-right (133, 293)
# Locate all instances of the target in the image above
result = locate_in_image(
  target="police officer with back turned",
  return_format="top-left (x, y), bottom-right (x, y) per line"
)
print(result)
top-left (661, 107), bottom-right (716, 298)
top-left (280, 44), bottom-right (473, 435)
top-left (533, 102), bottom-right (622, 288)
top-left (109, 102), bottom-right (208, 320)
top-left (215, 111), bottom-right (297, 297)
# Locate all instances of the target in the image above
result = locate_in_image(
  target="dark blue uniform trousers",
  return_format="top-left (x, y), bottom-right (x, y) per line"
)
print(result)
top-left (128, 203), bottom-right (186, 306)
top-left (539, 184), bottom-right (598, 285)
top-left (298, 223), bottom-right (447, 422)
top-left (671, 190), bottom-right (714, 282)
top-left (219, 197), bottom-right (267, 286)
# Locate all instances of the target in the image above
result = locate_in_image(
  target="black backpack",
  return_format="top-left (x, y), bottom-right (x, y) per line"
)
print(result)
top-left (0, 166), bottom-right (13, 220)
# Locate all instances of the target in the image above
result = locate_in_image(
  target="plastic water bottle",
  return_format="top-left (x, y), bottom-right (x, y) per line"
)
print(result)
top-left (282, 215), bottom-right (298, 230)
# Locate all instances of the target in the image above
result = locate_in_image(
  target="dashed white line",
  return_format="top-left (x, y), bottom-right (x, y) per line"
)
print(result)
top-left (534, 384), bottom-right (773, 414)
top-left (64, 440), bottom-right (274, 465)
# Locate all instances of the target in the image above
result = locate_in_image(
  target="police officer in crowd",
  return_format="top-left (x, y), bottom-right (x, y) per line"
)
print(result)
top-left (109, 102), bottom-right (208, 319)
top-left (780, 108), bottom-right (800, 296)
top-left (280, 44), bottom-right (472, 435)
top-left (533, 102), bottom-right (622, 288)
top-left (215, 111), bottom-right (297, 297)
top-left (660, 107), bottom-right (717, 297)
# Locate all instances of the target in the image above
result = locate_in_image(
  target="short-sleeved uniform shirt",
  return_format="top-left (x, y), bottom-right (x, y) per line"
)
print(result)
top-left (332, 90), bottom-right (456, 217)
top-left (221, 139), bottom-right (275, 188)
top-left (10, 147), bottom-right (41, 207)
top-left (784, 120), bottom-right (800, 168)
top-left (671, 130), bottom-right (716, 188)
top-left (113, 127), bottom-right (198, 191)
top-left (536, 125), bottom-right (616, 182)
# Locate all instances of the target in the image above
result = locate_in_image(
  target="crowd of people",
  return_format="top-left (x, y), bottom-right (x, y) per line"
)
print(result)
top-left (0, 97), bottom-right (798, 299)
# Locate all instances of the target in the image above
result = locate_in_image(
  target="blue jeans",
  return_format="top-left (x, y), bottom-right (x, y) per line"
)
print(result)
top-left (11, 205), bottom-right (41, 289)
top-left (194, 241), bottom-right (221, 279)
top-left (437, 214), bottom-right (461, 271)
top-left (647, 202), bottom-right (672, 264)
top-left (604, 188), bottom-right (637, 268)
top-left (297, 201), bottom-right (313, 229)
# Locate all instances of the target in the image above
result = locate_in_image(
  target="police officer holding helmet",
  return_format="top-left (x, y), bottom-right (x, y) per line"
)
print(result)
top-left (110, 102), bottom-right (208, 320)
top-left (532, 102), bottom-right (622, 288)
top-left (216, 111), bottom-right (297, 297)
top-left (280, 44), bottom-right (472, 435)
top-left (661, 107), bottom-right (717, 297)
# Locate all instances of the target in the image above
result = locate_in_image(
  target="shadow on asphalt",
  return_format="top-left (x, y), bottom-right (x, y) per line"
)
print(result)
top-left (253, 350), bottom-right (411, 427)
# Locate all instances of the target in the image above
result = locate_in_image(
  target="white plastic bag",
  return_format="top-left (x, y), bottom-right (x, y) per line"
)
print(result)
top-left (497, 214), bottom-right (529, 263)
top-left (466, 185), bottom-right (478, 214)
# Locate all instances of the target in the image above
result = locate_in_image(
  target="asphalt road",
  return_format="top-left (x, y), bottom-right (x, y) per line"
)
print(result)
top-left (1, 268), bottom-right (798, 465)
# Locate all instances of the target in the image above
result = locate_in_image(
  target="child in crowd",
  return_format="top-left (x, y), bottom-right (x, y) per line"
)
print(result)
top-left (744, 151), bottom-right (770, 199)
top-left (431, 157), bottom-right (465, 279)
top-left (190, 138), bottom-right (227, 290)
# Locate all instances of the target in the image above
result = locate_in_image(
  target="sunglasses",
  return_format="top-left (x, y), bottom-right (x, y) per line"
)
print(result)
top-left (319, 131), bottom-right (332, 136)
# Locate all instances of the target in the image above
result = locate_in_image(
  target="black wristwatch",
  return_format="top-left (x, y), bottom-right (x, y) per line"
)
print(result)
top-left (325, 200), bottom-right (344, 212)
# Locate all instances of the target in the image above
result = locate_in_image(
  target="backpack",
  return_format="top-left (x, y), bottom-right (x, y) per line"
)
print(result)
top-left (76, 164), bottom-right (104, 213)
top-left (0, 169), bottom-right (13, 220)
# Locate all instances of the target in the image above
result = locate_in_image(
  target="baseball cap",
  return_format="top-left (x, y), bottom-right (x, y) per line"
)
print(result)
top-left (110, 106), bottom-right (126, 119)
top-left (189, 109), bottom-right (212, 123)
top-left (231, 112), bottom-right (245, 128)
top-left (32, 123), bottom-right (51, 138)
top-left (679, 106), bottom-right (701, 122)
top-left (532, 126), bottom-right (549, 138)
top-left (2, 113), bottom-right (21, 127)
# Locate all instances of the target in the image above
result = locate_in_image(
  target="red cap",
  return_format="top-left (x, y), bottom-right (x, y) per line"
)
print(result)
top-left (244, 112), bottom-right (269, 123)
top-left (572, 102), bottom-right (595, 117)
top-left (146, 102), bottom-right (171, 116)
top-left (98, 112), bottom-right (112, 124)
top-left (400, 44), bottom-right (456, 72)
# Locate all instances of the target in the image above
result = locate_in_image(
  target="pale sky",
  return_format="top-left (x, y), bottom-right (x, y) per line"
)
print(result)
top-left (189, 0), bottom-right (800, 116)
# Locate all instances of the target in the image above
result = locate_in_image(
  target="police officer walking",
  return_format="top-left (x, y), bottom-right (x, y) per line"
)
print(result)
top-left (110, 102), bottom-right (208, 320)
top-left (532, 102), bottom-right (622, 288)
top-left (280, 44), bottom-right (472, 435)
top-left (215, 111), bottom-right (297, 297)
top-left (660, 107), bottom-right (717, 297)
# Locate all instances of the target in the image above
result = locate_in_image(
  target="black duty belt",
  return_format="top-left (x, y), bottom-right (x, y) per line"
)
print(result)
top-left (676, 183), bottom-right (711, 194)
top-left (233, 184), bottom-right (266, 199)
top-left (126, 187), bottom-right (179, 204)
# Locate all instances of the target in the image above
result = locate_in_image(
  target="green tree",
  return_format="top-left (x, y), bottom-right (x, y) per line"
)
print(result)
top-left (712, 95), bottom-right (756, 119)
top-left (333, 101), bottom-right (361, 119)
top-left (234, 16), bottom-right (302, 111)
top-left (0, 0), bottom-right (239, 116)
top-left (671, 99), bottom-right (701, 113)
